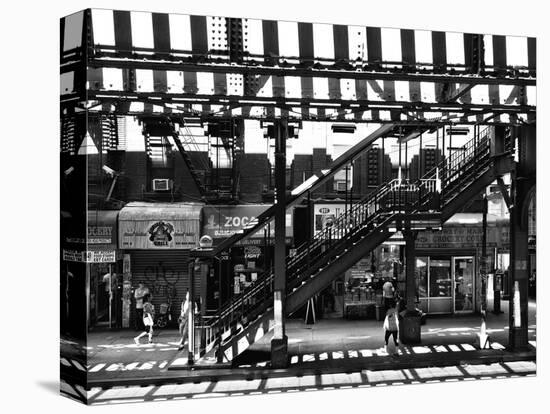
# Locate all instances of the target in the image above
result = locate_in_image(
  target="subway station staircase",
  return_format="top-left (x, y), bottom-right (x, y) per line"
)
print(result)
top-left (176, 126), bottom-right (514, 366)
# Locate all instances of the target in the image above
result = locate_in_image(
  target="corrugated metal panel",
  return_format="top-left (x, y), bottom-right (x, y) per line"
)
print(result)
top-left (129, 250), bottom-right (199, 326)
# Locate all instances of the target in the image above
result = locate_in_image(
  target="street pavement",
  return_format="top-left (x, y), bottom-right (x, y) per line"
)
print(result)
top-left (60, 299), bottom-right (536, 403)
top-left (63, 359), bottom-right (536, 405)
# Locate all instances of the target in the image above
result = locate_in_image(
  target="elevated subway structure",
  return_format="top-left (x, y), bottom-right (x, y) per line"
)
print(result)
top-left (60, 10), bottom-right (536, 369)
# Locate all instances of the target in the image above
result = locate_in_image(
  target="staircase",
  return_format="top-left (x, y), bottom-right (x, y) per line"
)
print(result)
top-left (188, 126), bottom-right (513, 365)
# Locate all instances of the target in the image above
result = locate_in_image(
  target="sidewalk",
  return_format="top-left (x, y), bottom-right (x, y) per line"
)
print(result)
top-left (70, 299), bottom-right (536, 388)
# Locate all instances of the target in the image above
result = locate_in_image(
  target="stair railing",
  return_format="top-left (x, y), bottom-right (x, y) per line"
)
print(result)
top-left (196, 126), bottom-right (498, 360)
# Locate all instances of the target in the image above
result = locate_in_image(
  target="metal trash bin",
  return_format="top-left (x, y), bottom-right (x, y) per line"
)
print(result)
top-left (375, 304), bottom-right (383, 321)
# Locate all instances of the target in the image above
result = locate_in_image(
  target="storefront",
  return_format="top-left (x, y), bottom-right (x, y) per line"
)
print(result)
top-left (118, 202), bottom-right (202, 328)
top-left (62, 210), bottom-right (121, 330)
top-left (414, 213), bottom-right (509, 314)
top-left (336, 211), bottom-right (509, 317)
top-left (201, 204), bottom-right (293, 313)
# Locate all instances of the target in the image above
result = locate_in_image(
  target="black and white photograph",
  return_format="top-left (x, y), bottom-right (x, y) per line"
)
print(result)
top-left (3, 0), bottom-right (548, 413)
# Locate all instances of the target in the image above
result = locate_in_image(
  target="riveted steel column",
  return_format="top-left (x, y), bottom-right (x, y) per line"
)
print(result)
top-left (401, 228), bottom-right (421, 344)
top-left (271, 119), bottom-right (288, 368)
top-left (509, 125), bottom-right (535, 350)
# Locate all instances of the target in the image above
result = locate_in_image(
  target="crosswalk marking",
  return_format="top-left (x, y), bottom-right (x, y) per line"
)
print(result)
top-left (89, 363), bottom-right (106, 373)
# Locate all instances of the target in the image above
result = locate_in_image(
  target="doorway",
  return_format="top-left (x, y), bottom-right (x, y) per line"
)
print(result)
top-left (453, 257), bottom-right (475, 313)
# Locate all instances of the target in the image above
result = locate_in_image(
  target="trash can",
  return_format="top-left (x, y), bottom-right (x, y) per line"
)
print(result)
top-left (375, 304), bottom-right (383, 321)
top-left (375, 293), bottom-right (384, 320)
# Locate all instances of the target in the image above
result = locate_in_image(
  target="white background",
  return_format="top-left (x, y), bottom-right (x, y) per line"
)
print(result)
top-left (0, 0), bottom-right (547, 412)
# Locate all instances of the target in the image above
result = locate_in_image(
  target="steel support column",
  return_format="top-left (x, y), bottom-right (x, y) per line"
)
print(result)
top-left (188, 260), bottom-right (196, 365)
top-left (271, 119), bottom-right (289, 368)
top-left (401, 228), bottom-right (421, 344)
top-left (479, 196), bottom-right (490, 348)
top-left (509, 125), bottom-right (535, 350)
top-left (509, 177), bottom-right (529, 349)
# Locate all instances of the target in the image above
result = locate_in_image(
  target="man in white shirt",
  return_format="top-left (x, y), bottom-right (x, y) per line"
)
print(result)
top-left (134, 283), bottom-right (150, 330)
top-left (382, 278), bottom-right (395, 311)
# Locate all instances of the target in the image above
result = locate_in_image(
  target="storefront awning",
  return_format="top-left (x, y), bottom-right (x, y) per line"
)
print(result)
top-left (119, 202), bottom-right (203, 249)
top-left (87, 210), bottom-right (118, 247)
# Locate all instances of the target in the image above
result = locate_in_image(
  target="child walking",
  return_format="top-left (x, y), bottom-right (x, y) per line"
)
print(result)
top-left (134, 294), bottom-right (154, 345)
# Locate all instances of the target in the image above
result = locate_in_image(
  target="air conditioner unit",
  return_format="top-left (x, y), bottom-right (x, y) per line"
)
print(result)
top-left (152, 178), bottom-right (171, 191)
top-left (335, 181), bottom-right (348, 192)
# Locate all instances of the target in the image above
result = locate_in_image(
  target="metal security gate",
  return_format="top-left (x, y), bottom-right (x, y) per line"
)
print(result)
top-left (128, 250), bottom-right (195, 327)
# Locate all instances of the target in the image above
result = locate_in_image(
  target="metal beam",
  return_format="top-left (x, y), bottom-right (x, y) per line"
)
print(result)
top-left (77, 108), bottom-right (532, 127)
top-left (84, 90), bottom-right (535, 114)
top-left (88, 58), bottom-right (536, 87)
top-left (496, 176), bottom-right (513, 212)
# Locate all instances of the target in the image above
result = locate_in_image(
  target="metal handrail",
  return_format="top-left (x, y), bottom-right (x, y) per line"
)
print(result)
top-left (197, 127), bottom-right (497, 356)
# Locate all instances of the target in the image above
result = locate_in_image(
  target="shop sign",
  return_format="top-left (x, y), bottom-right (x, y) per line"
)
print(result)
top-left (148, 221), bottom-right (175, 247)
top-left (244, 246), bottom-right (262, 259)
top-left (88, 225), bottom-right (114, 244)
top-left (62, 249), bottom-right (83, 262)
top-left (86, 251), bottom-right (116, 263)
top-left (416, 226), bottom-right (509, 249)
top-left (314, 203), bottom-right (345, 236)
top-left (62, 249), bottom-right (116, 263)
top-left (202, 205), bottom-right (293, 243)
top-left (120, 219), bottom-right (199, 249)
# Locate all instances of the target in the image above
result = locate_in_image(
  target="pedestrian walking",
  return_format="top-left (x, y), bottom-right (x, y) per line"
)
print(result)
top-left (134, 283), bottom-right (150, 330)
top-left (383, 300), bottom-right (400, 355)
top-left (134, 294), bottom-right (154, 345)
top-left (177, 291), bottom-right (191, 351)
top-left (382, 278), bottom-right (395, 311)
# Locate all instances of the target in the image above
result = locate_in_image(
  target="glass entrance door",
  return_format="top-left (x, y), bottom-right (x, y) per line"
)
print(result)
top-left (453, 257), bottom-right (475, 313)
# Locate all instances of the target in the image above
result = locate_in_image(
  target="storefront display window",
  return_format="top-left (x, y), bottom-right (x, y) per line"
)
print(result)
top-left (429, 259), bottom-right (452, 297)
top-left (379, 245), bottom-right (401, 280)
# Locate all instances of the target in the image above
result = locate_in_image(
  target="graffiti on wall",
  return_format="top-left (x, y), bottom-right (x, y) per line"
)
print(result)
top-left (141, 261), bottom-right (184, 302)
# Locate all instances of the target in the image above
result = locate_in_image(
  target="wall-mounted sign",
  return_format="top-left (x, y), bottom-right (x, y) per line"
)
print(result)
top-left (64, 211), bottom-right (118, 247)
top-left (62, 249), bottom-right (116, 263)
top-left (202, 205), bottom-right (293, 245)
top-left (314, 203), bottom-right (345, 236)
top-left (416, 226), bottom-right (509, 249)
top-left (244, 246), bottom-right (262, 259)
top-left (120, 219), bottom-right (199, 249)
top-left (87, 225), bottom-right (114, 244)
top-left (148, 221), bottom-right (175, 247)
